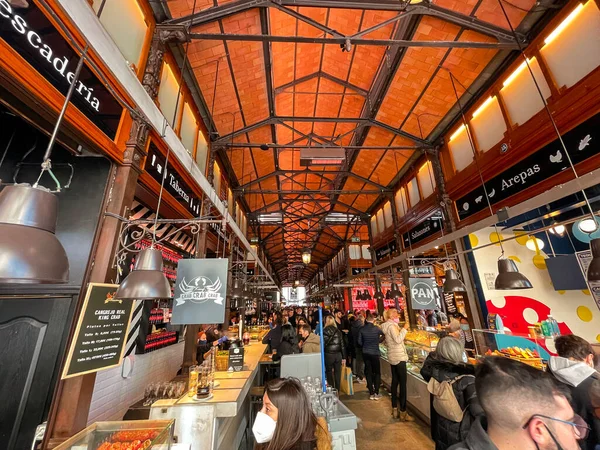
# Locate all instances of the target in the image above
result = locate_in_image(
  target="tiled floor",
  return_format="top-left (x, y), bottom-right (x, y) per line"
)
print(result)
top-left (340, 382), bottom-right (435, 450)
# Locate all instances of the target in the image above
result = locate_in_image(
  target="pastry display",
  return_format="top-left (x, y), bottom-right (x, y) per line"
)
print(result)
top-left (96, 430), bottom-right (160, 450)
top-left (485, 347), bottom-right (545, 369)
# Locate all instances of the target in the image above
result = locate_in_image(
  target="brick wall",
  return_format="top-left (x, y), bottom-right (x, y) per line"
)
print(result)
top-left (87, 342), bottom-right (184, 424)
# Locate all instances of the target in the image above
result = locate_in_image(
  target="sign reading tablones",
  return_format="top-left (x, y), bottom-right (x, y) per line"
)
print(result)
top-left (171, 259), bottom-right (228, 325)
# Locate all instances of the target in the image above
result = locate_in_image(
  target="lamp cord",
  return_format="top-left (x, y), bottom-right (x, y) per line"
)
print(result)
top-left (496, 0), bottom-right (596, 226)
top-left (152, 0), bottom-right (198, 247)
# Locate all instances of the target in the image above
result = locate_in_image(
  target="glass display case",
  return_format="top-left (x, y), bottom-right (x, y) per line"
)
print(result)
top-left (405, 329), bottom-right (439, 379)
top-left (472, 329), bottom-right (549, 370)
top-left (54, 420), bottom-right (175, 450)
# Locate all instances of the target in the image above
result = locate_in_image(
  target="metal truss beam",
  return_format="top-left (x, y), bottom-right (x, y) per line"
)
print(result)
top-left (188, 32), bottom-right (518, 49)
top-left (225, 143), bottom-right (419, 150)
top-left (237, 169), bottom-right (390, 190)
top-left (243, 189), bottom-right (388, 194)
top-left (274, 71), bottom-right (368, 97)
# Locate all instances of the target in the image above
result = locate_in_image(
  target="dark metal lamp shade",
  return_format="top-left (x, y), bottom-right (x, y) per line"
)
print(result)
top-left (231, 278), bottom-right (243, 299)
top-left (115, 248), bottom-right (171, 300)
top-left (355, 290), bottom-right (363, 301)
top-left (587, 238), bottom-right (600, 282)
top-left (443, 268), bottom-right (466, 293)
top-left (385, 289), bottom-right (391, 300)
top-left (0, 184), bottom-right (69, 284)
top-left (390, 282), bottom-right (403, 298)
top-left (363, 289), bottom-right (372, 300)
top-left (494, 258), bottom-right (533, 290)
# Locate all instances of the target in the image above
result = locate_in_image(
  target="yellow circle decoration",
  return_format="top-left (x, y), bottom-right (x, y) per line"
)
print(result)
top-left (582, 289), bottom-right (591, 296)
top-left (576, 306), bottom-right (593, 322)
top-left (557, 290), bottom-right (566, 295)
top-left (508, 256), bottom-right (521, 263)
top-left (514, 231), bottom-right (529, 246)
top-left (596, 334), bottom-right (600, 343)
top-left (532, 254), bottom-right (546, 269)
top-left (469, 234), bottom-right (479, 248)
top-left (489, 231), bottom-right (503, 246)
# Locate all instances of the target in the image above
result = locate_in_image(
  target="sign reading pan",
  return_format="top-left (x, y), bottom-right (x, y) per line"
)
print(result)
top-left (0, 0), bottom-right (123, 139)
top-left (62, 283), bottom-right (134, 379)
top-left (145, 143), bottom-right (202, 216)
top-left (456, 112), bottom-right (600, 220)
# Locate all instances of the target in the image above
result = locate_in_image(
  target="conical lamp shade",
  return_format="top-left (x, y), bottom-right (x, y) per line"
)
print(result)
top-left (363, 289), bottom-right (372, 300)
top-left (115, 248), bottom-right (171, 299)
top-left (355, 290), bottom-right (363, 301)
top-left (231, 278), bottom-right (243, 299)
top-left (0, 184), bottom-right (69, 284)
top-left (390, 282), bottom-right (403, 298)
top-left (385, 289), bottom-right (391, 300)
top-left (587, 238), bottom-right (600, 282)
top-left (443, 268), bottom-right (466, 293)
top-left (494, 258), bottom-right (533, 290)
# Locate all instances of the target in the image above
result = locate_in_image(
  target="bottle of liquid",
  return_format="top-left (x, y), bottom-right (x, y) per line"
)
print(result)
top-left (541, 320), bottom-right (552, 337)
top-left (547, 315), bottom-right (560, 337)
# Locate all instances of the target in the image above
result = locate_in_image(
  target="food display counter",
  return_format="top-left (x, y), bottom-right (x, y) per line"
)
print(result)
top-left (379, 330), bottom-right (439, 424)
top-left (149, 343), bottom-right (267, 450)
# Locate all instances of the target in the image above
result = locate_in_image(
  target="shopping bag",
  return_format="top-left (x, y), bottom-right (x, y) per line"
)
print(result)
top-left (340, 366), bottom-right (354, 395)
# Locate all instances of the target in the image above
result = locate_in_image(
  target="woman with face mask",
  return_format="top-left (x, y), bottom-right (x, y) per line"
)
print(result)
top-left (381, 309), bottom-right (412, 421)
top-left (253, 378), bottom-right (331, 450)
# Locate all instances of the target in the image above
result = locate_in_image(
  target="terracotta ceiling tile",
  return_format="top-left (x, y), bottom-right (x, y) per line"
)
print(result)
top-left (167, 0), bottom-right (214, 19)
top-left (370, 149), bottom-right (414, 186)
top-left (475, 0), bottom-right (535, 29)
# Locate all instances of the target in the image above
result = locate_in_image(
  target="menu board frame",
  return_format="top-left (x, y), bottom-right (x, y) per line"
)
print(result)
top-left (62, 283), bottom-right (134, 379)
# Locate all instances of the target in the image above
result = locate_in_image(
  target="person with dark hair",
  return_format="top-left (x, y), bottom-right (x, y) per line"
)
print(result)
top-left (322, 315), bottom-right (346, 390)
top-left (273, 324), bottom-right (299, 362)
top-left (449, 356), bottom-right (586, 450)
top-left (350, 312), bottom-right (365, 383)
top-left (253, 378), bottom-right (331, 450)
top-left (298, 323), bottom-right (321, 354)
top-left (420, 337), bottom-right (483, 449)
top-left (263, 312), bottom-right (284, 352)
top-left (358, 311), bottom-right (384, 400)
top-left (549, 334), bottom-right (600, 450)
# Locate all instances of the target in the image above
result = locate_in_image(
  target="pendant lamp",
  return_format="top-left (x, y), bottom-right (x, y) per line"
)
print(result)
top-left (363, 289), bottom-right (372, 301)
top-left (0, 184), bottom-right (68, 283)
top-left (115, 248), bottom-right (171, 299)
top-left (355, 290), bottom-right (363, 301)
top-left (586, 239), bottom-right (600, 282)
top-left (373, 281), bottom-right (384, 302)
top-left (231, 278), bottom-right (243, 299)
top-left (385, 289), bottom-right (391, 300)
top-left (494, 258), bottom-right (533, 290)
top-left (242, 284), bottom-right (250, 301)
top-left (443, 268), bottom-right (466, 293)
top-left (390, 282), bottom-right (403, 298)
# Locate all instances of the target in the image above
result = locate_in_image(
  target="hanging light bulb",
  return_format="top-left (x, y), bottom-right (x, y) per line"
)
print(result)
top-left (443, 268), bottom-right (466, 293)
top-left (525, 237), bottom-right (545, 252)
top-left (302, 249), bottom-right (311, 265)
top-left (587, 239), bottom-right (600, 282)
top-left (495, 258), bottom-right (533, 290)
top-left (0, 184), bottom-right (69, 283)
top-left (115, 248), bottom-right (171, 299)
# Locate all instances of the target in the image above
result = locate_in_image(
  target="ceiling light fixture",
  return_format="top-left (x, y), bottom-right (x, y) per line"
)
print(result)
top-left (363, 289), bottom-right (372, 301)
top-left (525, 237), bottom-right (545, 252)
top-left (548, 222), bottom-right (566, 236)
top-left (443, 268), bottom-right (467, 293)
top-left (495, 0), bottom-right (598, 285)
top-left (302, 249), bottom-right (312, 265)
top-left (578, 218), bottom-right (599, 233)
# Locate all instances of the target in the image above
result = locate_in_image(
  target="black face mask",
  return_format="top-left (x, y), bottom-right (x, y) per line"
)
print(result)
top-left (533, 424), bottom-right (575, 450)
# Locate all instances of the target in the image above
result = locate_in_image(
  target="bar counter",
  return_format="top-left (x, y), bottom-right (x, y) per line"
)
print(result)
top-left (149, 343), bottom-right (267, 450)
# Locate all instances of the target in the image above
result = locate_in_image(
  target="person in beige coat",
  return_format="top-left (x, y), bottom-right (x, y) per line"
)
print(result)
top-left (299, 324), bottom-right (321, 354)
top-left (381, 309), bottom-right (413, 422)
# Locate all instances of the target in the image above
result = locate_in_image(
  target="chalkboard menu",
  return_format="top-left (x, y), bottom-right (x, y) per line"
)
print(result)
top-left (62, 283), bottom-right (134, 379)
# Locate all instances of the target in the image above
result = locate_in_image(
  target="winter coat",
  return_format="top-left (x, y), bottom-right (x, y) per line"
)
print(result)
top-left (302, 333), bottom-right (321, 354)
top-left (350, 319), bottom-right (364, 348)
top-left (358, 322), bottom-right (384, 356)
top-left (322, 325), bottom-right (345, 358)
top-left (447, 416), bottom-right (498, 450)
top-left (272, 340), bottom-right (299, 362)
top-left (380, 320), bottom-right (408, 365)
top-left (262, 325), bottom-right (283, 352)
top-left (549, 356), bottom-right (600, 450)
top-left (420, 352), bottom-right (483, 450)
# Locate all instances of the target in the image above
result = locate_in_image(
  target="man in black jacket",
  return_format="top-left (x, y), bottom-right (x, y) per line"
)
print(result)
top-left (350, 313), bottom-right (365, 382)
top-left (549, 334), bottom-right (600, 450)
top-left (449, 356), bottom-right (580, 450)
top-left (358, 312), bottom-right (384, 400)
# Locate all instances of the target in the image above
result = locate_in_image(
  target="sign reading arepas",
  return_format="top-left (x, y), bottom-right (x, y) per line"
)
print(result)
top-left (409, 278), bottom-right (439, 310)
top-left (62, 283), bottom-right (134, 379)
top-left (171, 259), bottom-right (228, 325)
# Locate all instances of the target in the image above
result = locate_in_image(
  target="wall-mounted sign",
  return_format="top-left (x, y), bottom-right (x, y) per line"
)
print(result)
top-left (375, 240), bottom-right (397, 261)
top-left (443, 292), bottom-right (458, 315)
top-left (575, 250), bottom-right (600, 312)
top-left (0, 0), bottom-right (123, 139)
top-left (456, 112), bottom-right (600, 220)
top-left (62, 283), bottom-right (133, 379)
top-left (171, 259), bottom-right (228, 325)
top-left (146, 143), bottom-right (202, 216)
top-left (409, 265), bottom-right (435, 277)
top-left (402, 212), bottom-right (444, 248)
top-left (409, 278), bottom-right (439, 310)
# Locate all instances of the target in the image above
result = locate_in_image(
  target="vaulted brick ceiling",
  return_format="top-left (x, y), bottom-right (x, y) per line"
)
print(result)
top-left (157, 0), bottom-right (545, 285)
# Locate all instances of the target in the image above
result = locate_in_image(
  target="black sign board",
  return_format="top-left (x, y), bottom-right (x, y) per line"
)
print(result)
top-left (375, 240), bottom-right (397, 261)
top-left (402, 212), bottom-right (444, 248)
top-left (443, 292), bottom-right (459, 315)
top-left (228, 347), bottom-right (245, 372)
top-left (456, 112), bottom-right (600, 220)
top-left (409, 265), bottom-right (435, 277)
top-left (62, 283), bottom-right (134, 379)
top-left (0, 1), bottom-right (123, 138)
top-left (145, 143), bottom-right (202, 216)
top-left (172, 259), bottom-right (228, 325)
top-left (409, 278), bottom-right (439, 310)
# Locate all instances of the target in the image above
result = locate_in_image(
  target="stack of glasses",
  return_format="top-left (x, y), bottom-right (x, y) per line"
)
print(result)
top-left (299, 377), bottom-right (339, 419)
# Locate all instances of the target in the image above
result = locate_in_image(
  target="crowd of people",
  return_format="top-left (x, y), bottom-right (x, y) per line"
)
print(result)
top-left (200, 306), bottom-right (600, 450)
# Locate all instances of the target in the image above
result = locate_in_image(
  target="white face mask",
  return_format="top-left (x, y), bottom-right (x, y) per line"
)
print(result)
top-left (252, 411), bottom-right (277, 443)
